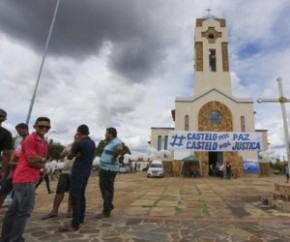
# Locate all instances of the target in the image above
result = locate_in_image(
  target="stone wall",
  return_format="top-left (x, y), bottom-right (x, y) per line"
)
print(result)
top-left (194, 151), bottom-right (243, 177)
top-left (198, 101), bottom-right (232, 132)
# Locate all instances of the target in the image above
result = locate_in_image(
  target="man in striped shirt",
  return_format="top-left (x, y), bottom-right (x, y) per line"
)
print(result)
top-left (96, 127), bottom-right (123, 219)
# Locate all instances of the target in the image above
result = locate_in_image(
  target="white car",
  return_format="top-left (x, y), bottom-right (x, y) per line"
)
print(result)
top-left (119, 166), bottom-right (130, 174)
top-left (147, 160), bottom-right (164, 178)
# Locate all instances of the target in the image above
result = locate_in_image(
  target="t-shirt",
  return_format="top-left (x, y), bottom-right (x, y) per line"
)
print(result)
top-left (71, 137), bottom-right (96, 177)
top-left (218, 164), bottom-right (224, 171)
top-left (100, 138), bottom-right (122, 172)
top-left (0, 126), bottom-right (13, 151)
top-left (0, 126), bottom-right (13, 178)
top-left (62, 144), bottom-right (75, 174)
top-left (13, 132), bottom-right (48, 183)
top-left (14, 136), bottom-right (23, 150)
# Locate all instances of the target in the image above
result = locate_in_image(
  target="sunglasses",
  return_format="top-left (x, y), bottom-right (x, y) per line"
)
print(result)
top-left (37, 125), bottom-right (51, 130)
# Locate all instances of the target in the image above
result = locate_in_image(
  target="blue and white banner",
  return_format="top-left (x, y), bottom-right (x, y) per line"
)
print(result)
top-left (243, 160), bottom-right (260, 174)
top-left (168, 131), bottom-right (263, 151)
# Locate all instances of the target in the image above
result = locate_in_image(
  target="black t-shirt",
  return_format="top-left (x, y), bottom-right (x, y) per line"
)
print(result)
top-left (226, 164), bottom-right (231, 171)
top-left (0, 126), bottom-right (13, 152)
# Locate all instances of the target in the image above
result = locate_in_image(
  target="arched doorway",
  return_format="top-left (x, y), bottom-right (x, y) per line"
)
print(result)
top-left (208, 151), bottom-right (223, 176)
top-left (197, 101), bottom-right (233, 176)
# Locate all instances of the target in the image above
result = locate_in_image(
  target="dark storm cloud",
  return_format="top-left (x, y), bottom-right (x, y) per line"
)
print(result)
top-left (0, 0), bottom-right (174, 82)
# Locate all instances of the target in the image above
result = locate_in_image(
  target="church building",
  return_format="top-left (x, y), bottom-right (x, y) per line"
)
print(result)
top-left (150, 16), bottom-right (268, 177)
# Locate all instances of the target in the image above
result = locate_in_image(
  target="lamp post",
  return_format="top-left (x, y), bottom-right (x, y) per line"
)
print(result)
top-left (26, 0), bottom-right (61, 124)
top-left (257, 77), bottom-right (290, 172)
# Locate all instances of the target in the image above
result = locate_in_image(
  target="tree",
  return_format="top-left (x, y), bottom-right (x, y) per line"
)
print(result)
top-left (95, 140), bottom-right (131, 158)
top-left (95, 140), bottom-right (106, 157)
top-left (121, 142), bottom-right (131, 156)
top-left (119, 142), bottom-right (131, 165)
top-left (48, 139), bottom-right (65, 161)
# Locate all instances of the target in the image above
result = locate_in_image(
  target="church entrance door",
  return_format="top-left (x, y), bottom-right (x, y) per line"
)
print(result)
top-left (208, 152), bottom-right (223, 176)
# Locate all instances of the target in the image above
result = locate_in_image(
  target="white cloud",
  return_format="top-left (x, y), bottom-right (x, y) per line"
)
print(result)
top-left (1, 1), bottom-right (290, 158)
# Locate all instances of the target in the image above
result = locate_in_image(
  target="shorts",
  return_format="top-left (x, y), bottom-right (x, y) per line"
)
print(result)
top-left (56, 174), bottom-right (70, 194)
top-left (0, 178), bottom-right (13, 196)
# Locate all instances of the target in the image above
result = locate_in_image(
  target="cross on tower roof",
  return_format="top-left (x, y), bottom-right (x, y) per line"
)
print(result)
top-left (206, 8), bottom-right (211, 17)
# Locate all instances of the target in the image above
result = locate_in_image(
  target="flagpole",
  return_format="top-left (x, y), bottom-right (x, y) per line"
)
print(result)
top-left (26, 0), bottom-right (61, 124)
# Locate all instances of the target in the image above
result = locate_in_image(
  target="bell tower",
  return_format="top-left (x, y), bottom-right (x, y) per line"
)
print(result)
top-left (194, 17), bottom-right (232, 96)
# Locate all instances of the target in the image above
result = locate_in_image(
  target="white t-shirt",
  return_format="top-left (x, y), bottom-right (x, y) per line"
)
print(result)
top-left (61, 144), bottom-right (75, 174)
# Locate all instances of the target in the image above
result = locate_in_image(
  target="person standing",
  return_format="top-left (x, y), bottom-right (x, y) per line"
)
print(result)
top-left (225, 161), bottom-right (232, 180)
top-left (218, 162), bottom-right (224, 179)
top-left (0, 123), bottom-right (29, 208)
top-left (285, 163), bottom-right (289, 184)
top-left (96, 127), bottom-right (123, 219)
top-left (0, 117), bottom-right (51, 242)
top-left (0, 109), bottom-right (13, 182)
top-left (35, 163), bottom-right (53, 194)
top-left (42, 134), bottom-right (80, 220)
top-left (59, 125), bottom-right (96, 232)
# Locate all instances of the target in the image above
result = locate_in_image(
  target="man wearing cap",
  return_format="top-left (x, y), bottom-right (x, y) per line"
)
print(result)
top-left (0, 109), bottom-right (13, 182)
top-left (59, 125), bottom-right (96, 232)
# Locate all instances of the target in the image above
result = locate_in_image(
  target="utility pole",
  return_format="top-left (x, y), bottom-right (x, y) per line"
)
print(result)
top-left (26, 0), bottom-right (61, 124)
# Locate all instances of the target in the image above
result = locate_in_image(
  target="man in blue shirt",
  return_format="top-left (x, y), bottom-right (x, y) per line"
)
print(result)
top-left (96, 127), bottom-right (123, 219)
top-left (59, 124), bottom-right (96, 232)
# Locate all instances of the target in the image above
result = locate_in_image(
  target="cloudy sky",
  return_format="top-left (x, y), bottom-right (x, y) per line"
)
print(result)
top-left (1, 0), bottom-right (290, 158)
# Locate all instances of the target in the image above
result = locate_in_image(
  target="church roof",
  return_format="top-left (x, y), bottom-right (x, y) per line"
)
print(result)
top-left (175, 88), bottom-right (254, 104)
top-left (196, 18), bottom-right (226, 27)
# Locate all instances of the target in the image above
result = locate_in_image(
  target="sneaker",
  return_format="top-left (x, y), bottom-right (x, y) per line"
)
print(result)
top-left (3, 197), bottom-right (13, 207)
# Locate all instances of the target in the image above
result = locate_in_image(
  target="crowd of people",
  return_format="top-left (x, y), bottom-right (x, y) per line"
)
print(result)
top-left (0, 108), bottom-right (123, 240)
top-left (209, 161), bottom-right (233, 179)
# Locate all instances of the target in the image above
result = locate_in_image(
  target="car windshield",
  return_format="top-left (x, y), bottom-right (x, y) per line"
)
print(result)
top-left (150, 164), bottom-right (162, 168)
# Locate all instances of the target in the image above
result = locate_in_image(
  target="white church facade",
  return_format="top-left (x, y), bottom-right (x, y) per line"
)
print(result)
top-left (150, 17), bottom-right (268, 177)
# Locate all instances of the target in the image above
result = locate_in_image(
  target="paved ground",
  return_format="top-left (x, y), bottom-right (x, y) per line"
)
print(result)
top-left (1, 172), bottom-right (290, 242)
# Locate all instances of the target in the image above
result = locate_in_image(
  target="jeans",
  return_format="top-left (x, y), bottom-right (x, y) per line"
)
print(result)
top-left (1, 183), bottom-right (35, 242)
top-left (70, 175), bottom-right (89, 230)
top-left (99, 169), bottom-right (117, 215)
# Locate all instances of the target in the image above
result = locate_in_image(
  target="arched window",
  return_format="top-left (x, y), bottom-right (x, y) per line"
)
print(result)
top-left (240, 116), bottom-right (246, 131)
top-left (164, 135), bottom-right (168, 150)
top-left (157, 135), bottom-right (162, 151)
top-left (184, 115), bottom-right (189, 130)
top-left (209, 49), bottom-right (216, 72)
top-left (208, 110), bottom-right (222, 124)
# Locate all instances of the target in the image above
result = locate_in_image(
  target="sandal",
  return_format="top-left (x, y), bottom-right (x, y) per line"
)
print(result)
top-left (95, 212), bottom-right (110, 219)
top-left (58, 223), bottom-right (79, 233)
top-left (41, 213), bottom-right (58, 220)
